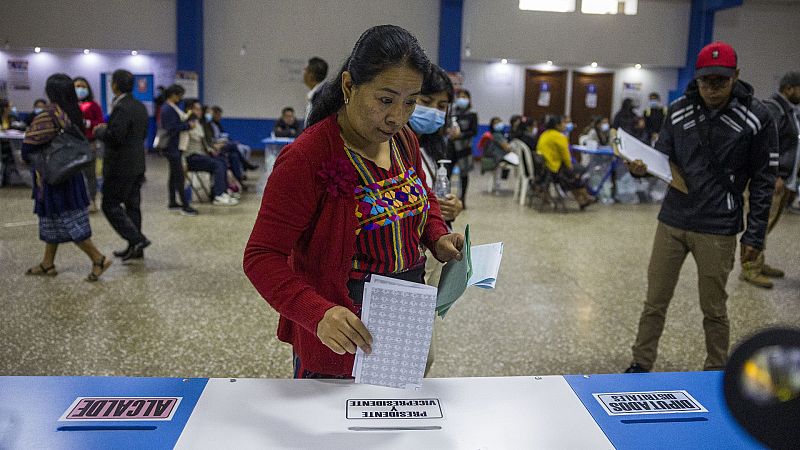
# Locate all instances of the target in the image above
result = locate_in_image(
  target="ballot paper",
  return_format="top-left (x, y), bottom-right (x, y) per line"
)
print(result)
top-left (616, 128), bottom-right (673, 183)
top-left (353, 275), bottom-right (437, 390)
top-left (436, 225), bottom-right (504, 318)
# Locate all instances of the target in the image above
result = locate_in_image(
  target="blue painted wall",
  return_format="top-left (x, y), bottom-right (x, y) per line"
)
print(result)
top-left (438, 0), bottom-right (464, 72)
top-left (218, 118), bottom-right (277, 150)
top-left (176, 0), bottom-right (204, 102)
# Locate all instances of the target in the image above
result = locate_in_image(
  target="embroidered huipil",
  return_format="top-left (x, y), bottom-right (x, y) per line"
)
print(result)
top-left (347, 137), bottom-right (429, 279)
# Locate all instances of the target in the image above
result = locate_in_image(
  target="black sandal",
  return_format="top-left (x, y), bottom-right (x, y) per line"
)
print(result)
top-left (86, 256), bottom-right (112, 282)
top-left (25, 263), bottom-right (58, 276)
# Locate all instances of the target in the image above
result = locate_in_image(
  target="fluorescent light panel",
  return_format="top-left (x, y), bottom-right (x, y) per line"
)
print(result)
top-left (519, 0), bottom-right (576, 13)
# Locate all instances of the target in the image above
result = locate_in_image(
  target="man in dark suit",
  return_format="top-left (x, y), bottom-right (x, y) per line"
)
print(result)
top-left (95, 69), bottom-right (151, 261)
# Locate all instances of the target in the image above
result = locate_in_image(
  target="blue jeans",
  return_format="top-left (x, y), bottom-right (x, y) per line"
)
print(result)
top-left (186, 154), bottom-right (226, 198)
top-left (220, 143), bottom-right (243, 182)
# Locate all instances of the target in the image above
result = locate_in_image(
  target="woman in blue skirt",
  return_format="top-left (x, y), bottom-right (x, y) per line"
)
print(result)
top-left (22, 74), bottom-right (112, 282)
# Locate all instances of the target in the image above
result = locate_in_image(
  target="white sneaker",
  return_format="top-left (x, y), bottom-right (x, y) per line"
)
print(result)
top-left (227, 189), bottom-right (241, 199)
top-left (213, 193), bottom-right (239, 206)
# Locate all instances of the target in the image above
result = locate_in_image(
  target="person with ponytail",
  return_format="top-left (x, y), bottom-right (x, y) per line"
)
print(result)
top-left (22, 73), bottom-right (112, 281)
top-left (244, 25), bottom-right (464, 378)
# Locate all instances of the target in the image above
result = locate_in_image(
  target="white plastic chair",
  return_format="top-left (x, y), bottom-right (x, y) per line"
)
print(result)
top-left (510, 139), bottom-right (534, 206)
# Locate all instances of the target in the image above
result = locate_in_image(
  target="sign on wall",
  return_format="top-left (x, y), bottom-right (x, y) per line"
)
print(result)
top-left (7, 59), bottom-right (30, 90)
top-left (585, 83), bottom-right (598, 109)
top-left (538, 82), bottom-right (551, 107)
top-left (175, 70), bottom-right (199, 99)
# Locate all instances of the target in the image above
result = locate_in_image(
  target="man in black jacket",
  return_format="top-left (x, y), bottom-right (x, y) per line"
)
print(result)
top-left (95, 70), bottom-right (151, 260)
top-left (624, 42), bottom-right (777, 373)
top-left (746, 71), bottom-right (800, 285)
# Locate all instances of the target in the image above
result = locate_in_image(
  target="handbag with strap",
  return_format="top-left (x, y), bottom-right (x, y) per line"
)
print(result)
top-left (33, 111), bottom-right (93, 185)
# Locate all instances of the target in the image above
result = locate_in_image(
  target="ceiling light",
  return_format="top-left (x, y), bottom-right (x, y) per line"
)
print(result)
top-left (83, 49), bottom-right (90, 55)
top-left (591, 62), bottom-right (598, 68)
top-left (634, 63), bottom-right (642, 69)
top-left (131, 50), bottom-right (138, 56)
top-left (501, 58), bottom-right (508, 64)
top-left (34, 47), bottom-right (41, 53)
top-left (546, 60), bottom-right (553, 66)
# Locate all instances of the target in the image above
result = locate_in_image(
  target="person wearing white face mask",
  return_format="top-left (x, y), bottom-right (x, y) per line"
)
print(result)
top-left (74, 77), bottom-right (105, 213)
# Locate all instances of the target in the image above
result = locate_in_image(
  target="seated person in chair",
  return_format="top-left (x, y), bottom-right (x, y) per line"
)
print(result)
top-left (273, 107), bottom-right (302, 138)
top-left (206, 105), bottom-right (258, 171)
top-left (180, 101), bottom-right (239, 207)
top-left (536, 114), bottom-right (595, 210)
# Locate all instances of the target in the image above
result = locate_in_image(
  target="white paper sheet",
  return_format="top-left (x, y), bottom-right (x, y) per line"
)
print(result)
top-left (616, 128), bottom-right (673, 183)
top-left (467, 243), bottom-right (504, 289)
top-left (353, 277), bottom-right (437, 389)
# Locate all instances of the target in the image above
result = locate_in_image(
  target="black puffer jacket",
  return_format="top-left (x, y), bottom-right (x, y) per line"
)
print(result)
top-left (655, 79), bottom-right (777, 249)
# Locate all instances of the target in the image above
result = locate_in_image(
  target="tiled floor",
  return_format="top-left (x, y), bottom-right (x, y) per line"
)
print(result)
top-left (1, 155), bottom-right (798, 378)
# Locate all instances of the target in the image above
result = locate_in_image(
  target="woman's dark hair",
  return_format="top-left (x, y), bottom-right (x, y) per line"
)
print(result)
top-left (73, 77), bottom-right (95, 102)
top-left (307, 57), bottom-right (329, 83)
top-left (307, 25), bottom-right (431, 127)
top-left (45, 73), bottom-right (84, 131)
top-left (489, 116), bottom-right (502, 127)
top-left (33, 98), bottom-right (48, 107)
top-left (620, 98), bottom-right (635, 113)
top-left (183, 98), bottom-right (201, 115)
top-left (112, 69), bottom-right (134, 94)
top-left (455, 88), bottom-right (472, 110)
top-left (164, 84), bottom-right (186, 99)
top-left (544, 114), bottom-right (563, 130)
top-left (422, 64), bottom-right (454, 102)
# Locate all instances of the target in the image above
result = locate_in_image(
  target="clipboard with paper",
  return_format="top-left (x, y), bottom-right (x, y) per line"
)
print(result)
top-left (435, 225), bottom-right (504, 318)
top-left (614, 129), bottom-right (688, 194)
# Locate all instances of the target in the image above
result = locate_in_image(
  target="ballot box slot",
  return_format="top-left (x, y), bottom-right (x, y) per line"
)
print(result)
top-left (57, 425), bottom-right (158, 432)
top-left (620, 417), bottom-right (708, 424)
top-left (348, 426), bottom-right (442, 431)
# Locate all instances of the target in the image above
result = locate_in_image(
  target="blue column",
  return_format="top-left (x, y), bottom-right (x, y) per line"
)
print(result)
top-left (176, 0), bottom-right (204, 101)
top-left (438, 0), bottom-right (463, 72)
top-left (669, 0), bottom-right (743, 102)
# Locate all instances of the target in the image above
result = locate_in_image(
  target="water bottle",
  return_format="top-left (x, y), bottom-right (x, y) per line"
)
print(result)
top-left (434, 159), bottom-right (451, 198)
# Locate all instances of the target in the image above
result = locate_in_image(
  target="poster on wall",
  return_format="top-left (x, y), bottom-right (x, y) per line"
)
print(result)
top-left (175, 70), bottom-right (199, 98)
top-left (8, 60), bottom-right (30, 90)
top-left (537, 82), bottom-right (551, 107)
top-left (585, 84), bottom-right (598, 109)
top-left (278, 58), bottom-right (305, 83)
top-left (622, 82), bottom-right (643, 108)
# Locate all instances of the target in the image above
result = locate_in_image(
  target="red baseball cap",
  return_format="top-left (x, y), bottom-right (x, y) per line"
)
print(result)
top-left (695, 41), bottom-right (737, 78)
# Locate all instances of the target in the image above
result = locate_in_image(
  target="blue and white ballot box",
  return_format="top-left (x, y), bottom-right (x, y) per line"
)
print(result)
top-left (0, 372), bottom-right (763, 449)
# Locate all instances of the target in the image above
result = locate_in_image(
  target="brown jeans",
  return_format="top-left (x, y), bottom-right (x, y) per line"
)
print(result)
top-left (767, 187), bottom-right (796, 234)
top-left (632, 222), bottom-right (737, 371)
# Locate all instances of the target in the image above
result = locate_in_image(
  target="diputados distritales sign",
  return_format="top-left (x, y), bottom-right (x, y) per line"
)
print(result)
top-left (593, 390), bottom-right (708, 416)
top-left (346, 398), bottom-right (443, 419)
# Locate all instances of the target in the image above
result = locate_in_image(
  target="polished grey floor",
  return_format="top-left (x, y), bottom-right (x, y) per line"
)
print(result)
top-left (1, 155), bottom-right (798, 378)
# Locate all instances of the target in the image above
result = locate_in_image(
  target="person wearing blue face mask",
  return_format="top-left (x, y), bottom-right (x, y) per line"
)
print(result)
top-left (25, 99), bottom-right (48, 128)
top-left (74, 77), bottom-right (105, 213)
top-left (410, 64), bottom-right (464, 376)
top-left (449, 89), bottom-right (478, 208)
top-left (643, 92), bottom-right (667, 143)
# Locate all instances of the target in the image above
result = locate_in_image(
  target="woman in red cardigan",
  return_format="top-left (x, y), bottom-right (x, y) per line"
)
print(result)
top-left (74, 77), bottom-right (106, 213)
top-left (244, 25), bottom-right (464, 378)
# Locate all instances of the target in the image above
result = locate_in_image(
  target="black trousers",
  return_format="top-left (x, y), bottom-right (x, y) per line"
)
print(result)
top-left (166, 152), bottom-right (184, 206)
top-left (102, 173), bottom-right (146, 245)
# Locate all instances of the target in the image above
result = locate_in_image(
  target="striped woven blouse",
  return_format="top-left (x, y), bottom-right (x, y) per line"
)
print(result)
top-left (347, 137), bottom-right (430, 280)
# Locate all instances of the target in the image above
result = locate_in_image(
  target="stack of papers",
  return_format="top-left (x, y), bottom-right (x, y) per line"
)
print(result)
top-left (353, 275), bottom-right (437, 390)
top-left (616, 129), bottom-right (673, 183)
top-left (436, 225), bottom-right (504, 318)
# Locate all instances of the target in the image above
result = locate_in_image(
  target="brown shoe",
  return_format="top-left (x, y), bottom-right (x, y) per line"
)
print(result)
top-left (761, 263), bottom-right (785, 278)
top-left (740, 261), bottom-right (773, 289)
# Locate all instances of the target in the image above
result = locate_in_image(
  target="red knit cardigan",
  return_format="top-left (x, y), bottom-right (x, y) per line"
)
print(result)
top-left (243, 114), bottom-right (450, 375)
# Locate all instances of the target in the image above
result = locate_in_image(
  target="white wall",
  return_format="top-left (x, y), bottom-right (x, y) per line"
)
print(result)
top-left (715, 0), bottom-right (800, 99)
top-left (462, 0), bottom-right (690, 67)
top-left (0, 50), bottom-right (175, 114)
top-left (460, 60), bottom-right (677, 124)
top-left (203, 0), bottom-right (440, 118)
top-left (0, 0), bottom-right (175, 53)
